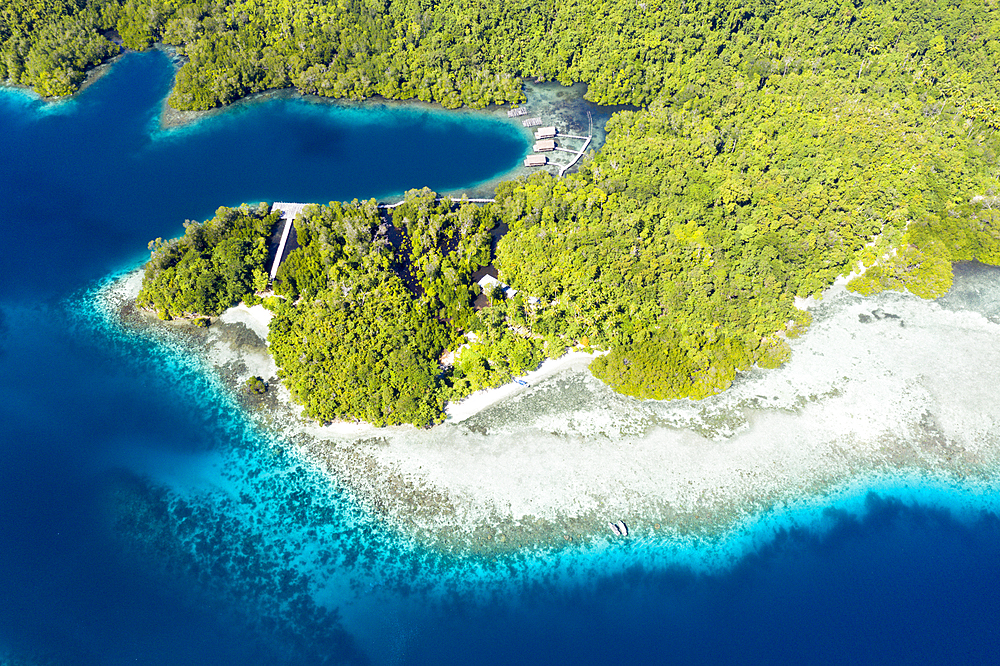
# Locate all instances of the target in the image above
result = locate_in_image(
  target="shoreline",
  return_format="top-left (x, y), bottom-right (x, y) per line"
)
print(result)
top-left (150, 50), bottom-right (618, 197)
top-left (215, 300), bottom-right (602, 437)
top-left (98, 264), bottom-right (1000, 557)
top-left (0, 50), bottom-right (126, 104)
top-left (444, 350), bottom-right (602, 423)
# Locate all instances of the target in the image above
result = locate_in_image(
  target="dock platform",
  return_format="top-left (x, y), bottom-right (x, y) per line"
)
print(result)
top-left (556, 112), bottom-right (594, 177)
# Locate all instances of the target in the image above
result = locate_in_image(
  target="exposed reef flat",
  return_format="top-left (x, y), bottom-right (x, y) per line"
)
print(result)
top-left (102, 264), bottom-right (1000, 555)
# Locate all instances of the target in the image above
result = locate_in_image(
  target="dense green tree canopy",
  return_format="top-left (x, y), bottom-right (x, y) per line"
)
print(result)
top-left (115, 0), bottom-right (1000, 413)
top-left (7, 0), bottom-right (1000, 123)
top-left (138, 203), bottom-right (277, 318)
top-left (262, 191), bottom-right (545, 425)
top-left (493, 61), bottom-right (1000, 398)
top-left (268, 267), bottom-right (451, 426)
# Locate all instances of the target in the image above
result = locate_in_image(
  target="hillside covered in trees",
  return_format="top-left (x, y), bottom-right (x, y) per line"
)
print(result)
top-left (111, 0), bottom-right (1000, 412)
top-left (493, 70), bottom-right (1000, 398)
top-left (267, 191), bottom-right (559, 425)
top-left (6, 0), bottom-right (1000, 116)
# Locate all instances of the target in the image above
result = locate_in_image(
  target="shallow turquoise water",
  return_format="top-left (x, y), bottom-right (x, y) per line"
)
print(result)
top-left (2, 50), bottom-right (1000, 666)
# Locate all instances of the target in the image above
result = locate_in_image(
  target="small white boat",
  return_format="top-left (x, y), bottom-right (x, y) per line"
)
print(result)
top-left (616, 520), bottom-right (629, 536)
top-left (609, 522), bottom-right (622, 536)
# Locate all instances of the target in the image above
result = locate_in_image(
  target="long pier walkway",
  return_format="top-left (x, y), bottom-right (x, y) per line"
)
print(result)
top-left (268, 202), bottom-right (308, 283)
top-left (377, 197), bottom-right (495, 209)
top-left (557, 111), bottom-right (594, 178)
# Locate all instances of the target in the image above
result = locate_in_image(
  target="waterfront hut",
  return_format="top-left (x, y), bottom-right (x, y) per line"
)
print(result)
top-left (533, 139), bottom-right (556, 152)
top-left (524, 154), bottom-right (548, 167)
top-left (534, 126), bottom-right (557, 140)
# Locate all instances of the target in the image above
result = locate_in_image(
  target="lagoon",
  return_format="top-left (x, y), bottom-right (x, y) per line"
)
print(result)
top-left (2, 48), bottom-right (1000, 666)
top-left (0, 48), bottom-right (527, 302)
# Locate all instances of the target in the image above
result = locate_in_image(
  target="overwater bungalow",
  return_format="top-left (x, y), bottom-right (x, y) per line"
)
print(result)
top-left (534, 139), bottom-right (556, 152)
top-left (534, 126), bottom-right (557, 139)
top-left (524, 154), bottom-right (548, 167)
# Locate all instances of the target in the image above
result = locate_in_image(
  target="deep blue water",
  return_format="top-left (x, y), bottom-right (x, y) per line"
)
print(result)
top-left (2, 50), bottom-right (1000, 666)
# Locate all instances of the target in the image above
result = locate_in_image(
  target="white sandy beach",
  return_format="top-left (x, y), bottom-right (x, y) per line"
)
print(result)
top-left (218, 302), bottom-right (273, 341)
top-left (214, 298), bottom-right (602, 431)
top-left (284, 277), bottom-right (1000, 546)
top-left (443, 350), bottom-right (601, 422)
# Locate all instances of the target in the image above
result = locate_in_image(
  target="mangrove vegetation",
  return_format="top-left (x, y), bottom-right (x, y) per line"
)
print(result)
top-left (114, 0), bottom-right (1000, 418)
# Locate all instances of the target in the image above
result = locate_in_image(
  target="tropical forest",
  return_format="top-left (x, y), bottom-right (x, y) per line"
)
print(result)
top-left (14, 0), bottom-right (1000, 423)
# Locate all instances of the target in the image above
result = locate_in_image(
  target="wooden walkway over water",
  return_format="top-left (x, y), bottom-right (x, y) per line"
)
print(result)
top-left (555, 139), bottom-right (591, 177)
top-left (557, 112), bottom-right (594, 177)
top-left (377, 198), bottom-right (495, 209)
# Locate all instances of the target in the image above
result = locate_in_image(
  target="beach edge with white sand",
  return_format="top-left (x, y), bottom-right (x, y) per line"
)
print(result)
top-left (102, 265), bottom-right (1000, 556)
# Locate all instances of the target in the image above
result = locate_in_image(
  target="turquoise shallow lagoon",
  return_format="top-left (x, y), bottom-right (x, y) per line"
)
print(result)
top-left (2, 50), bottom-right (1000, 666)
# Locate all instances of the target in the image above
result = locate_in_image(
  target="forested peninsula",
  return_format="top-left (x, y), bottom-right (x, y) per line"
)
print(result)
top-left (23, 0), bottom-right (1000, 421)
top-left (139, 192), bottom-right (552, 425)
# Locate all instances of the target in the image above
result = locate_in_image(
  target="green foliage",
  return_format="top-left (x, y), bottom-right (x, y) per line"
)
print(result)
top-left (389, 188), bottom-right (496, 327)
top-left (589, 330), bottom-right (754, 401)
top-left (262, 189), bottom-right (560, 424)
top-left (494, 36), bottom-right (1000, 398)
top-left (9, 0), bottom-right (1000, 132)
top-left (268, 272), bottom-right (449, 426)
top-left (848, 204), bottom-right (1000, 299)
top-left (94, 0), bottom-right (1000, 406)
top-left (243, 375), bottom-right (266, 394)
top-left (847, 242), bottom-right (954, 299)
top-left (756, 337), bottom-right (792, 370)
top-left (264, 192), bottom-right (526, 426)
top-left (1, 0), bottom-right (119, 96)
top-left (138, 203), bottom-right (277, 318)
top-left (444, 301), bottom-right (546, 400)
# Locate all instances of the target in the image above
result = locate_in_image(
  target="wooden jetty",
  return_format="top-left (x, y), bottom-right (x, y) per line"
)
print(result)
top-left (377, 197), bottom-right (495, 209)
top-left (557, 138), bottom-right (591, 177)
top-left (507, 106), bottom-right (528, 118)
top-left (522, 117), bottom-right (542, 127)
top-left (557, 111), bottom-right (594, 177)
top-left (268, 202), bottom-right (308, 283)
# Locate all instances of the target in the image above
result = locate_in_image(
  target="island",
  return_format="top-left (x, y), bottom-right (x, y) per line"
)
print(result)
top-left (17, 0), bottom-right (1000, 549)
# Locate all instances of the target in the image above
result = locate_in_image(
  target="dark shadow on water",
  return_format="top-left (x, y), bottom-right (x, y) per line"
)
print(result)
top-left (4, 46), bottom-right (1000, 666)
top-left (0, 462), bottom-right (370, 666)
top-left (402, 495), bottom-right (1000, 666)
top-left (0, 301), bottom-right (369, 665)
